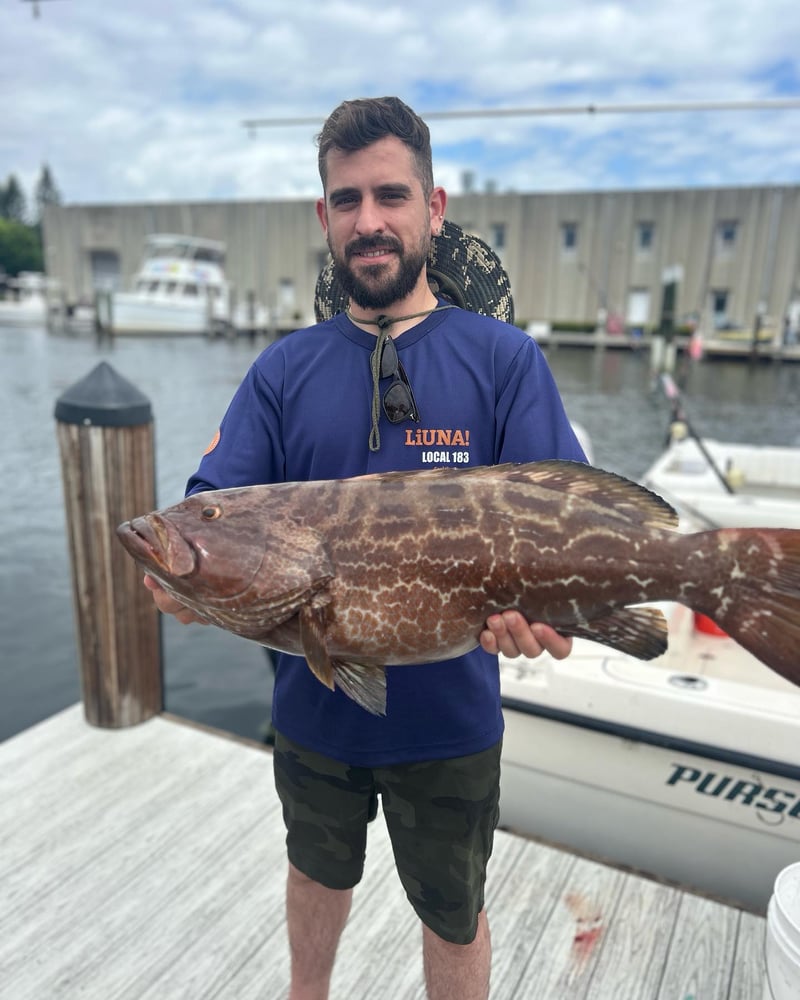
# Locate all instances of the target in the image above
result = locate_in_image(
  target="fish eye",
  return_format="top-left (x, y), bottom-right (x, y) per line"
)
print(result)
top-left (201, 504), bottom-right (222, 521)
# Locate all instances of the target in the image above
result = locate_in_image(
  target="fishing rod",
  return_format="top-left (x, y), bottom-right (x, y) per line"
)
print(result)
top-left (242, 98), bottom-right (800, 132)
top-left (660, 373), bottom-right (736, 495)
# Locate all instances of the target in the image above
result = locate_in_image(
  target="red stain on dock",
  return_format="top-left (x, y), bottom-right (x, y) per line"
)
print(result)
top-left (564, 892), bottom-right (605, 967)
top-left (573, 923), bottom-right (604, 960)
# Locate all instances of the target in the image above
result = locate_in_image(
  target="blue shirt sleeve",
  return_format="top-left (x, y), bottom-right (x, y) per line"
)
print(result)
top-left (494, 336), bottom-right (588, 464)
top-left (186, 353), bottom-right (286, 495)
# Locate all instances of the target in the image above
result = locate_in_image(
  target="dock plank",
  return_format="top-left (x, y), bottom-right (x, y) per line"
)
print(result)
top-left (583, 875), bottom-right (681, 998)
top-left (0, 705), bottom-right (769, 999)
top-left (729, 912), bottom-right (770, 1000)
top-left (656, 893), bottom-right (741, 998)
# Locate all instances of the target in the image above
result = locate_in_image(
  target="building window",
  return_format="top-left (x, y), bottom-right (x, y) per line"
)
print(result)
top-left (711, 289), bottom-right (729, 327)
top-left (716, 220), bottom-right (738, 253)
top-left (636, 221), bottom-right (655, 252)
top-left (490, 223), bottom-right (506, 251)
top-left (561, 222), bottom-right (578, 254)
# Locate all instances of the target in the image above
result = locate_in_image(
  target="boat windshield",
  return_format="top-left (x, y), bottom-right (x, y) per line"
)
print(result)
top-left (146, 240), bottom-right (224, 265)
top-left (193, 247), bottom-right (223, 263)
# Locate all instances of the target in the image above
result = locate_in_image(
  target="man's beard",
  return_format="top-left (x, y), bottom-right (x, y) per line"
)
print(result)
top-left (330, 233), bottom-right (430, 311)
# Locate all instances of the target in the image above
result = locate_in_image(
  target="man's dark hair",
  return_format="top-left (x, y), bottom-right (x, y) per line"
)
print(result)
top-left (317, 97), bottom-right (434, 196)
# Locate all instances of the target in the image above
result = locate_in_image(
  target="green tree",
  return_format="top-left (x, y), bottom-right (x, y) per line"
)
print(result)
top-left (34, 163), bottom-right (61, 225)
top-left (0, 218), bottom-right (44, 276)
top-left (0, 175), bottom-right (28, 223)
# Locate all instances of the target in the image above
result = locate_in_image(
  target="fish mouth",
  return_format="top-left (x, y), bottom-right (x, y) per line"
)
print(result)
top-left (116, 514), bottom-right (196, 578)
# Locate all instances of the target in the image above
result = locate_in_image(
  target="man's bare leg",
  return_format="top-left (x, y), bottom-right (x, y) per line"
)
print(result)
top-left (422, 909), bottom-right (491, 1000)
top-left (286, 862), bottom-right (353, 1000)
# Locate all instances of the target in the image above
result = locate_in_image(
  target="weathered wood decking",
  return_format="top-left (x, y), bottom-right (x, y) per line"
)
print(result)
top-left (1, 706), bottom-right (767, 999)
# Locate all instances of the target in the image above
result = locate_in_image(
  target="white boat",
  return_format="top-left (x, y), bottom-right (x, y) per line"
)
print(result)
top-left (108, 235), bottom-right (234, 336)
top-left (641, 433), bottom-right (800, 528)
top-left (499, 603), bottom-right (800, 913)
top-left (500, 418), bottom-right (800, 912)
top-left (0, 271), bottom-right (51, 326)
top-left (642, 373), bottom-right (800, 528)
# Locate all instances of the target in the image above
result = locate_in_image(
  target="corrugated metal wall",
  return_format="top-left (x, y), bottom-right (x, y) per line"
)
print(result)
top-left (43, 185), bottom-right (800, 331)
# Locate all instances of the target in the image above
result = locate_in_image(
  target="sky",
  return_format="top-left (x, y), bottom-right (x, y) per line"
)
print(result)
top-left (3, 0), bottom-right (800, 210)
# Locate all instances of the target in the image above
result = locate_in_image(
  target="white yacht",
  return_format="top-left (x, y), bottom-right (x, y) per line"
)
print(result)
top-left (0, 272), bottom-right (51, 326)
top-left (108, 235), bottom-right (233, 336)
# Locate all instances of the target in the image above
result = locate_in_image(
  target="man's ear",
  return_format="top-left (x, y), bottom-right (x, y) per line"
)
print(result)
top-left (316, 197), bottom-right (328, 235)
top-left (429, 186), bottom-right (447, 232)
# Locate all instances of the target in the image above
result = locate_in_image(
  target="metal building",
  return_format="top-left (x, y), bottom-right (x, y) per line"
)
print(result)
top-left (42, 184), bottom-right (800, 334)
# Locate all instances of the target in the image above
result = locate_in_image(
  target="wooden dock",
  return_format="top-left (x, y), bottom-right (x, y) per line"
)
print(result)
top-left (534, 329), bottom-right (800, 363)
top-left (1, 705), bottom-right (768, 999)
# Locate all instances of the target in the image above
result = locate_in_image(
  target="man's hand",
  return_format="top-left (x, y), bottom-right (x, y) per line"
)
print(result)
top-left (143, 574), bottom-right (207, 626)
top-left (480, 611), bottom-right (573, 660)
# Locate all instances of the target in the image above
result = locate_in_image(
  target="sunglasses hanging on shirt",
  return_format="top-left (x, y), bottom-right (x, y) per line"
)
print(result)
top-left (376, 334), bottom-right (420, 424)
top-left (352, 304), bottom-right (457, 451)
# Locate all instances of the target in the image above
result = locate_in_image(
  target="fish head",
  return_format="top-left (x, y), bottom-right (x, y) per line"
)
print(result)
top-left (116, 487), bottom-right (334, 635)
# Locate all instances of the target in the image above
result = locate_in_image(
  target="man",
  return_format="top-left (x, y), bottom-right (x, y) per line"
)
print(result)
top-left (146, 96), bottom-right (586, 1000)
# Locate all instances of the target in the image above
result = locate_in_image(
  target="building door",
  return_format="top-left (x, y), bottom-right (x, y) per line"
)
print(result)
top-left (786, 299), bottom-right (800, 344)
top-left (626, 288), bottom-right (650, 328)
top-left (278, 278), bottom-right (296, 319)
top-left (88, 250), bottom-right (121, 291)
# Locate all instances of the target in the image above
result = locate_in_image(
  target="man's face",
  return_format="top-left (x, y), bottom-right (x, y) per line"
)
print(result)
top-left (316, 136), bottom-right (445, 311)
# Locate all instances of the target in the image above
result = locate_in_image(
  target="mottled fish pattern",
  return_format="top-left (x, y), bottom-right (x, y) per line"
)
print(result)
top-left (117, 461), bottom-right (800, 715)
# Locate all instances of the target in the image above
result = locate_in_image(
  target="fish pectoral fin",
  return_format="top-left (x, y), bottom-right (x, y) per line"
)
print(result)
top-left (566, 605), bottom-right (668, 660)
top-left (299, 604), bottom-right (336, 690)
top-left (333, 662), bottom-right (388, 717)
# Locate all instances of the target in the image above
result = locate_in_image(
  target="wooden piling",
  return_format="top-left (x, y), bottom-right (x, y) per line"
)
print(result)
top-left (54, 362), bottom-right (162, 727)
top-left (94, 289), bottom-right (113, 334)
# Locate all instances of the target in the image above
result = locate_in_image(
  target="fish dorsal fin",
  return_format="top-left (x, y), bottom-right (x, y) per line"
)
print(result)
top-left (341, 462), bottom-right (677, 531)
top-left (507, 460), bottom-right (679, 531)
top-left (349, 464), bottom-right (517, 486)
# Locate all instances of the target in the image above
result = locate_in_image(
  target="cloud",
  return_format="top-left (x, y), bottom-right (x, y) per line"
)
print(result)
top-left (2, 0), bottom-right (799, 207)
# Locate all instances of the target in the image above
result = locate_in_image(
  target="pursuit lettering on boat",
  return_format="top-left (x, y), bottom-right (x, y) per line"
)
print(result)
top-left (666, 763), bottom-right (800, 819)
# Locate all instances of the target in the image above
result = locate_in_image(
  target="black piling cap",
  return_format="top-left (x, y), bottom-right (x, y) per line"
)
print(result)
top-left (54, 361), bottom-right (152, 427)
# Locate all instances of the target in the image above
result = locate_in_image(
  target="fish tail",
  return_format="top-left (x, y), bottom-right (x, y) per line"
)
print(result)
top-left (691, 528), bottom-right (800, 687)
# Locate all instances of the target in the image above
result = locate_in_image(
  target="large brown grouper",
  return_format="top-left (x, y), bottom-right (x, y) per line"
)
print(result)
top-left (117, 461), bottom-right (800, 715)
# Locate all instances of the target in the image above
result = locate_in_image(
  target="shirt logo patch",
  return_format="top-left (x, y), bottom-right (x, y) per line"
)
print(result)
top-left (404, 428), bottom-right (471, 465)
top-left (203, 429), bottom-right (221, 455)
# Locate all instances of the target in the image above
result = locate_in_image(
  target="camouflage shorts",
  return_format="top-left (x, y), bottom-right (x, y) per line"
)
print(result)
top-left (273, 732), bottom-right (502, 945)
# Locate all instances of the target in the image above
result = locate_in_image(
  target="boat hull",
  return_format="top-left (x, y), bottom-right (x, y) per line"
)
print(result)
top-left (108, 294), bottom-right (218, 335)
top-left (642, 437), bottom-right (800, 528)
top-left (499, 605), bottom-right (800, 912)
top-left (0, 300), bottom-right (48, 326)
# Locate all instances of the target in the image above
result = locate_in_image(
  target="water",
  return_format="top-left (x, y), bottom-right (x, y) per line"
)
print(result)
top-left (2, 327), bottom-right (798, 744)
top-left (1, 326), bottom-right (276, 743)
top-left (547, 344), bottom-right (800, 475)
